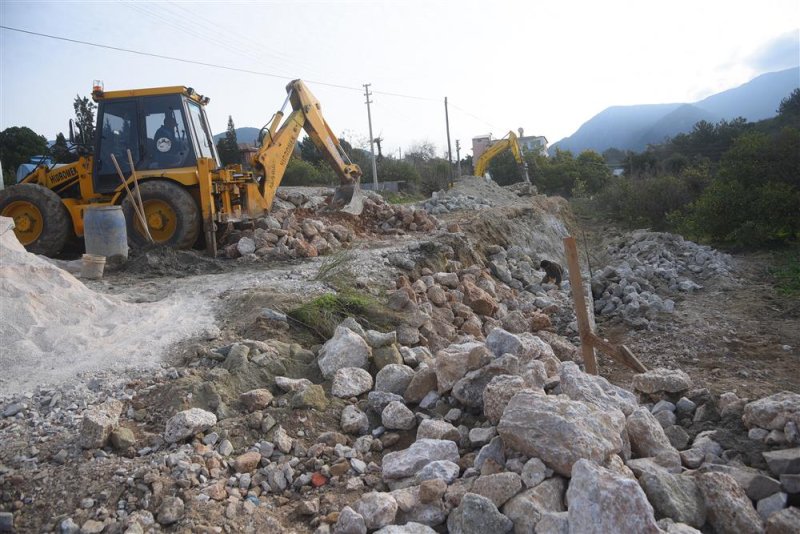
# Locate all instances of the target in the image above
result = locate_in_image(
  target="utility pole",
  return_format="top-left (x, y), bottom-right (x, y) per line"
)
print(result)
top-left (363, 84), bottom-right (379, 190)
top-left (444, 96), bottom-right (453, 185)
top-left (455, 140), bottom-right (462, 178)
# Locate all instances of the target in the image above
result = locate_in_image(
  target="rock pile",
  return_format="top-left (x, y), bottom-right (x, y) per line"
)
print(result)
top-left (222, 190), bottom-right (438, 260)
top-left (3, 322), bottom-right (798, 532)
top-left (592, 231), bottom-right (735, 328)
top-left (383, 256), bottom-right (578, 355)
top-left (286, 322), bottom-right (797, 534)
top-left (359, 194), bottom-right (439, 235)
top-left (221, 209), bottom-right (355, 260)
top-left (420, 191), bottom-right (493, 214)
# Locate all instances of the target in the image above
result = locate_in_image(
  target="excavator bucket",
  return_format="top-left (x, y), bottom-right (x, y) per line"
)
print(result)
top-left (334, 180), bottom-right (365, 216)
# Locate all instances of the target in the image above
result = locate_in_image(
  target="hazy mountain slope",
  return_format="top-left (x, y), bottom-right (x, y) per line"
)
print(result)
top-left (212, 127), bottom-right (261, 146)
top-left (551, 67), bottom-right (799, 154)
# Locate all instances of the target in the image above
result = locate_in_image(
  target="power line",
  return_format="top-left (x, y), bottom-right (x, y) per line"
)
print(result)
top-left (0, 25), bottom-right (361, 92)
top-left (0, 25), bottom-right (439, 102)
top-left (0, 24), bottom-right (502, 145)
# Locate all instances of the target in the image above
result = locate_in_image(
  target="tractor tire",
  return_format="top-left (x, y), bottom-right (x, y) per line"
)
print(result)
top-left (0, 183), bottom-right (71, 257)
top-left (122, 180), bottom-right (201, 249)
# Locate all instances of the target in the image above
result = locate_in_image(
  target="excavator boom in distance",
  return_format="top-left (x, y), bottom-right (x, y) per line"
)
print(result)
top-left (0, 80), bottom-right (364, 257)
top-left (473, 130), bottom-right (531, 184)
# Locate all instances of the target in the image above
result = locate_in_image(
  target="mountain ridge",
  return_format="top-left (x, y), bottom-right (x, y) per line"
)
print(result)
top-left (550, 67), bottom-right (800, 154)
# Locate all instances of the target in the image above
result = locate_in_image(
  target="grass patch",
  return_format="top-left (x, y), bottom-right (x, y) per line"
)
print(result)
top-left (288, 289), bottom-right (404, 340)
top-left (313, 249), bottom-right (358, 286)
top-left (380, 191), bottom-right (426, 205)
top-left (770, 247), bottom-right (800, 296)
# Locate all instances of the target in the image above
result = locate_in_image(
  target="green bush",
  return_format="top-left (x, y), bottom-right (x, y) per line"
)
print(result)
top-left (676, 179), bottom-right (800, 246)
top-left (598, 174), bottom-right (690, 229)
top-left (282, 158), bottom-right (335, 186)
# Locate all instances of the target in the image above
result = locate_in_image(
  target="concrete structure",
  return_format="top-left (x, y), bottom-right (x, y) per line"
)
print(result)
top-left (518, 135), bottom-right (549, 157)
top-left (471, 134), bottom-right (493, 164)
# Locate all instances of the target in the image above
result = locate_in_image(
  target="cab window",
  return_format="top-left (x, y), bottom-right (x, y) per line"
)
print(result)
top-left (187, 100), bottom-right (218, 163)
top-left (93, 100), bottom-right (139, 193)
top-left (141, 95), bottom-right (195, 170)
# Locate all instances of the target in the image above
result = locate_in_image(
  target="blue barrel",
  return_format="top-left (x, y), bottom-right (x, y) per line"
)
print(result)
top-left (84, 206), bottom-right (128, 261)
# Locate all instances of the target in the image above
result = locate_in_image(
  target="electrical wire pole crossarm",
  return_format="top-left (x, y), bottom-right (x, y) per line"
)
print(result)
top-left (363, 84), bottom-right (379, 190)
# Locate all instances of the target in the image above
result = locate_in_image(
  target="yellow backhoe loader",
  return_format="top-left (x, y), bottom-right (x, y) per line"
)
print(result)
top-left (473, 130), bottom-right (530, 184)
top-left (0, 79), bottom-right (363, 257)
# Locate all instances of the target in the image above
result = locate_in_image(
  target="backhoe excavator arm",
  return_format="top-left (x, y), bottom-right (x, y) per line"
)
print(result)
top-left (253, 80), bottom-right (363, 212)
top-left (474, 131), bottom-right (530, 184)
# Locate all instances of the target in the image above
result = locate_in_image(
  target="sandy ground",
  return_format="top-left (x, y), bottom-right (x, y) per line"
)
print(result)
top-left (0, 217), bottom-right (421, 398)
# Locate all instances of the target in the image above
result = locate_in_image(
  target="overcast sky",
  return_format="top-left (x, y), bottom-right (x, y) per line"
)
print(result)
top-left (1, 0), bottom-right (798, 158)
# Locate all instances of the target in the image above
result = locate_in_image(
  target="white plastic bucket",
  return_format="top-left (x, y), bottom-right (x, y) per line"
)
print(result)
top-left (81, 254), bottom-right (106, 280)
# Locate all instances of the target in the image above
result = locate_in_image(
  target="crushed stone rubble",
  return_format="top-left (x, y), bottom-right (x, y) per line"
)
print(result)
top-left (220, 190), bottom-right (439, 261)
top-left (591, 230), bottom-right (736, 328)
top-left (420, 191), bottom-right (493, 214)
top-left (2, 234), bottom-right (797, 533)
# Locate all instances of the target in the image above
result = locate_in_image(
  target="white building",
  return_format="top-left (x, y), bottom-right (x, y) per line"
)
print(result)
top-left (472, 128), bottom-right (549, 163)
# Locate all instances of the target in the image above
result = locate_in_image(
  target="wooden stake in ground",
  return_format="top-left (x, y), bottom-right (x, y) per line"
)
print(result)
top-left (110, 154), bottom-right (154, 244)
top-left (126, 149), bottom-right (154, 243)
top-left (564, 236), bottom-right (598, 374)
top-left (563, 236), bottom-right (647, 375)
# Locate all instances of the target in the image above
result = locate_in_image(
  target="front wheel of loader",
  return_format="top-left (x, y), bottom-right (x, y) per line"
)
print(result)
top-left (0, 183), bottom-right (71, 256)
top-left (122, 180), bottom-right (201, 249)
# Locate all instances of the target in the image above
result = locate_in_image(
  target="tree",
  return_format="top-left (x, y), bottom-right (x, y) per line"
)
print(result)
top-left (576, 150), bottom-right (612, 194)
top-left (0, 126), bottom-right (49, 185)
top-left (73, 95), bottom-right (96, 148)
top-left (50, 132), bottom-right (78, 164)
top-left (216, 115), bottom-right (241, 166)
top-left (405, 141), bottom-right (437, 162)
top-left (299, 136), bottom-right (323, 166)
top-left (777, 88), bottom-right (800, 122)
top-left (486, 150), bottom-right (522, 185)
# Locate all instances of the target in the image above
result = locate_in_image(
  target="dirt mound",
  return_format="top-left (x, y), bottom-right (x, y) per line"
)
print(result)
top-left (121, 246), bottom-right (225, 277)
top-left (454, 195), bottom-right (578, 266)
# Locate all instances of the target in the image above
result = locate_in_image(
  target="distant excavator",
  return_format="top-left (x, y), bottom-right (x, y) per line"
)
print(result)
top-left (0, 79), bottom-right (364, 257)
top-left (474, 130), bottom-right (531, 184)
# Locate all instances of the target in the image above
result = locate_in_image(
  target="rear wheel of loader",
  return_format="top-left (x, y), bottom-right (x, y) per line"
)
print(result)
top-left (122, 180), bottom-right (200, 249)
top-left (0, 183), bottom-right (71, 256)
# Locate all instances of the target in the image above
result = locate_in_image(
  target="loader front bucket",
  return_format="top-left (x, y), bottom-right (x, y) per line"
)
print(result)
top-left (334, 180), bottom-right (365, 215)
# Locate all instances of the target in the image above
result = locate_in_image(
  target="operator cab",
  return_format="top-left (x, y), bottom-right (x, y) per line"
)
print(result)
top-left (92, 85), bottom-right (220, 194)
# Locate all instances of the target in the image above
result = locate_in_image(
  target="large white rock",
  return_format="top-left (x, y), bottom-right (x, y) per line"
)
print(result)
top-left (434, 341), bottom-right (486, 394)
top-left (331, 367), bottom-right (374, 398)
top-left (501, 477), bottom-right (566, 534)
top-left (164, 408), bottom-right (217, 443)
top-left (632, 368), bottom-right (692, 395)
top-left (318, 326), bottom-right (371, 380)
top-left (485, 329), bottom-right (559, 373)
top-left (566, 459), bottom-right (660, 534)
top-left (497, 391), bottom-right (625, 476)
top-left (382, 401), bottom-right (416, 430)
top-left (638, 471), bottom-right (706, 528)
top-left (559, 361), bottom-right (638, 416)
top-left (382, 439), bottom-right (460, 480)
top-left (341, 405), bottom-right (370, 435)
top-left (375, 364), bottom-right (416, 395)
top-left (743, 391), bottom-right (800, 431)
top-left (483, 375), bottom-right (529, 425)
top-left (80, 399), bottom-right (123, 449)
top-left (416, 419), bottom-right (459, 442)
top-left (626, 407), bottom-right (681, 468)
top-left (354, 492), bottom-right (398, 530)
top-left (446, 492), bottom-right (512, 534)
top-left (695, 472), bottom-right (764, 534)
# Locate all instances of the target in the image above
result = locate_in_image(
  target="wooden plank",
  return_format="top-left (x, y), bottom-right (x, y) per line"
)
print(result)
top-left (587, 332), bottom-right (648, 373)
top-left (563, 236), bottom-right (598, 375)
